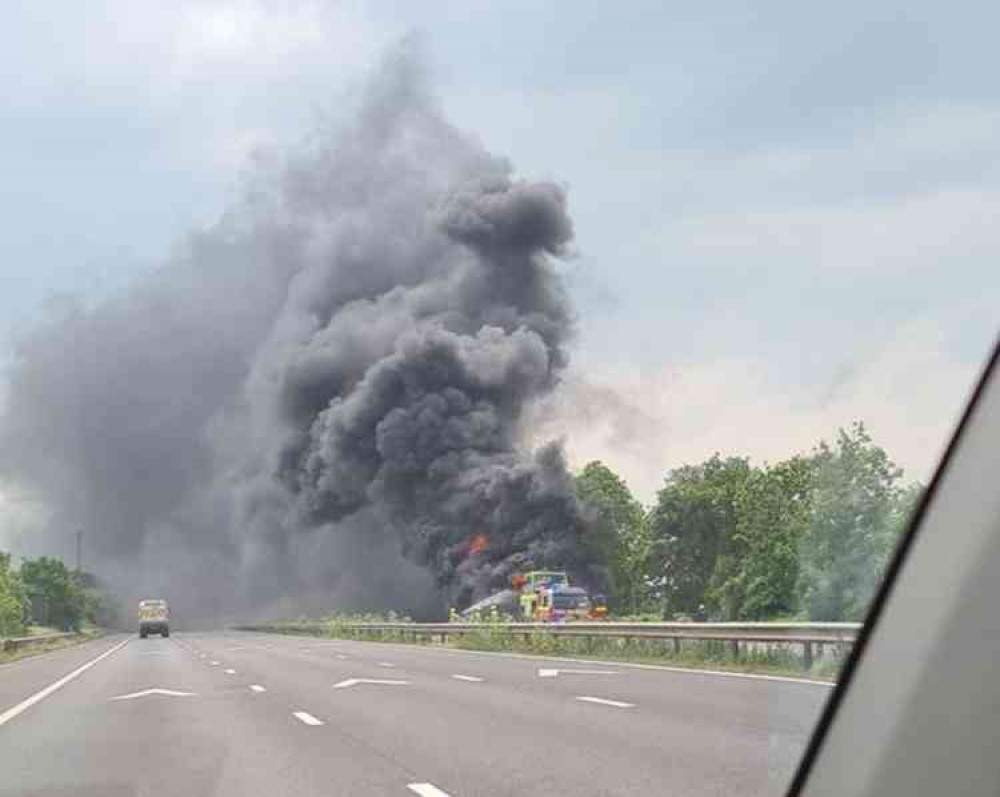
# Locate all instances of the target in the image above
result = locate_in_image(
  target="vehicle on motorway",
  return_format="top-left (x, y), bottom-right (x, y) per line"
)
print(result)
top-left (461, 572), bottom-right (596, 622)
top-left (535, 584), bottom-right (592, 621)
top-left (138, 598), bottom-right (170, 638)
top-left (512, 570), bottom-right (569, 620)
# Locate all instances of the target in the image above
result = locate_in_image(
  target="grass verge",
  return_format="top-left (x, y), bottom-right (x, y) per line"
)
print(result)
top-left (0, 628), bottom-right (106, 665)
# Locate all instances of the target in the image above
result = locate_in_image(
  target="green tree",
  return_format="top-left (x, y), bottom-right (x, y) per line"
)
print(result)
top-left (891, 481), bottom-right (925, 538)
top-left (646, 455), bottom-right (752, 619)
top-left (709, 456), bottom-right (812, 620)
top-left (0, 552), bottom-right (27, 637)
top-left (797, 422), bottom-right (904, 621)
top-left (575, 461), bottom-right (651, 613)
top-left (20, 556), bottom-right (84, 631)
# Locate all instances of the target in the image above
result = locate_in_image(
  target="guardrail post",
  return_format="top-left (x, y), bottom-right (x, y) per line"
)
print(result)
top-left (803, 641), bottom-right (814, 670)
top-left (729, 639), bottom-right (739, 660)
top-left (672, 636), bottom-right (681, 656)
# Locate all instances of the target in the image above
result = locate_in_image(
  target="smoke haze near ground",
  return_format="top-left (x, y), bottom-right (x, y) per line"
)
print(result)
top-left (0, 41), bottom-right (606, 624)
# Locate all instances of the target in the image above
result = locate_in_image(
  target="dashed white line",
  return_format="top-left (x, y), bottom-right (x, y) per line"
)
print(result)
top-left (575, 696), bottom-right (634, 709)
top-left (538, 668), bottom-right (616, 678)
top-left (376, 662), bottom-right (395, 668)
top-left (293, 710), bottom-right (324, 726)
top-left (224, 669), bottom-right (236, 675)
top-left (209, 661), bottom-right (220, 666)
top-left (249, 685), bottom-right (267, 693)
top-left (336, 654), bottom-right (349, 660)
top-left (451, 674), bottom-right (484, 683)
top-left (408, 783), bottom-right (452, 797)
top-left (0, 639), bottom-right (129, 728)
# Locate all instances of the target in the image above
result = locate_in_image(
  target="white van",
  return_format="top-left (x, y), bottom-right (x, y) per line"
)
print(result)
top-left (138, 599), bottom-right (170, 638)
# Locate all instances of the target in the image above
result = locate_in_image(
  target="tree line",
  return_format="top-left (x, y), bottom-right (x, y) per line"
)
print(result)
top-left (0, 554), bottom-right (114, 636)
top-left (575, 421), bottom-right (922, 622)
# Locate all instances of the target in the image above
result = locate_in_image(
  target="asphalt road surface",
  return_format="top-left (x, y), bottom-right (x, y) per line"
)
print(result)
top-left (0, 631), bottom-right (831, 796)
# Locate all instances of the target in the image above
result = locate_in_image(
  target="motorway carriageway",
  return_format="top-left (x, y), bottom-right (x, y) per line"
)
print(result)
top-left (0, 631), bottom-right (831, 796)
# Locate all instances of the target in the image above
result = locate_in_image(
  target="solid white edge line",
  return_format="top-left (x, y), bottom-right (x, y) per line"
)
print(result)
top-left (576, 695), bottom-right (635, 708)
top-left (408, 783), bottom-right (452, 797)
top-left (451, 674), bottom-right (484, 682)
top-left (0, 638), bottom-right (129, 727)
top-left (293, 710), bottom-right (324, 726)
top-left (249, 685), bottom-right (267, 693)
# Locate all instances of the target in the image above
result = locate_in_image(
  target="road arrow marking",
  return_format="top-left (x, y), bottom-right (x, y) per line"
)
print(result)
top-left (576, 695), bottom-right (634, 709)
top-left (332, 678), bottom-right (410, 689)
top-left (538, 668), bottom-right (616, 678)
top-left (111, 688), bottom-right (196, 701)
top-left (408, 784), bottom-right (452, 797)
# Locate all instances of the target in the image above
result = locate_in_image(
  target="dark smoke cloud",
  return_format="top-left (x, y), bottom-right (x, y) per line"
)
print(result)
top-left (0, 42), bottom-right (605, 621)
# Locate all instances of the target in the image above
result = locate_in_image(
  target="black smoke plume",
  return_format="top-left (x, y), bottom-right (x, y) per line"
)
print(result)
top-left (0, 43), bottom-right (606, 620)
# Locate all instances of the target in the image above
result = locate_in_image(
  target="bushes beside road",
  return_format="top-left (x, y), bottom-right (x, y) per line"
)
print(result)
top-left (0, 552), bottom-right (113, 637)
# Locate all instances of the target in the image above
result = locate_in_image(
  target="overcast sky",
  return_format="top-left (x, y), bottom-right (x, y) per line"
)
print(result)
top-left (1, 1), bottom-right (996, 501)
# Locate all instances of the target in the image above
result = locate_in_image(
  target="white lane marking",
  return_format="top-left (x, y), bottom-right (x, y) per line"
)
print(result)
top-left (0, 638), bottom-right (129, 727)
top-left (249, 685), bottom-right (267, 693)
top-left (451, 674), bottom-right (484, 683)
top-left (293, 710), bottom-right (324, 726)
top-left (376, 661), bottom-right (395, 668)
top-left (209, 661), bottom-right (220, 666)
top-left (224, 669), bottom-right (236, 674)
top-left (576, 695), bottom-right (634, 709)
top-left (538, 668), bottom-right (616, 678)
top-left (408, 784), bottom-right (452, 797)
top-left (336, 654), bottom-right (349, 660)
top-left (333, 678), bottom-right (410, 689)
top-left (111, 688), bottom-right (196, 701)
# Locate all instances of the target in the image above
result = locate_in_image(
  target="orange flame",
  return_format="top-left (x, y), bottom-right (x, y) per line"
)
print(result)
top-left (469, 533), bottom-right (488, 555)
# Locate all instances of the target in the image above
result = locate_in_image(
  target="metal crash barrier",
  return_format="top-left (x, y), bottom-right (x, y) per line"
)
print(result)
top-left (236, 621), bottom-right (861, 670)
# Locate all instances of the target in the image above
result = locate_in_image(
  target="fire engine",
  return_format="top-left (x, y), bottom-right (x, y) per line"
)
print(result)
top-left (512, 571), bottom-right (593, 622)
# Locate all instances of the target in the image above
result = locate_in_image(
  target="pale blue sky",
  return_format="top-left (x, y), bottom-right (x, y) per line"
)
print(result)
top-left (1, 1), bottom-right (996, 497)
